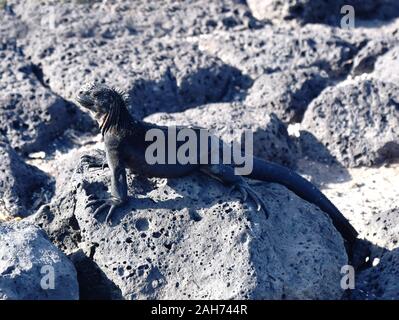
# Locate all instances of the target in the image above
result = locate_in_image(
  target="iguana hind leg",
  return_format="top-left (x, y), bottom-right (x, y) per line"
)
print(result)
top-left (200, 164), bottom-right (269, 218)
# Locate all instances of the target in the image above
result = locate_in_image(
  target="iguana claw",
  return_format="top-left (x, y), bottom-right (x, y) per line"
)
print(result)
top-left (230, 182), bottom-right (269, 218)
top-left (85, 196), bottom-right (120, 224)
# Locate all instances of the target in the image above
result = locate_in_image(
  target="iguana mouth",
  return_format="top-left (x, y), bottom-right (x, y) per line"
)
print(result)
top-left (76, 94), bottom-right (94, 109)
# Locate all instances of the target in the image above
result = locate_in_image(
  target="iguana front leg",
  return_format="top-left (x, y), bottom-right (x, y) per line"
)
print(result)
top-left (200, 164), bottom-right (269, 218)
top-left (86, 161), bottom-right (127, 224)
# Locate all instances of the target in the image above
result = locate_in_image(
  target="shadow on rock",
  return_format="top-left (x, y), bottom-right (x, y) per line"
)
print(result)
top-left (70, 250), bottom-right (123, 300)
top-left (349, 243), bottom-right (398, 300)
top-left (247, 0), bottom-right (399, 27)
top-left (34, 101), bottom-right (99, 158)
top-left (128, 65), bottom-right (252, 119)
top-left (295, 130), bottom-right (352, 186)
top-left (252, 117), bottom-right (298, 169)
top-left (0, 139), bottom-right (55, 218)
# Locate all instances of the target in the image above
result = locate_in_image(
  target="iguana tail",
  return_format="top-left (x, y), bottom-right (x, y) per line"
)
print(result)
top-left (247, 158), bottom-right (358, 245)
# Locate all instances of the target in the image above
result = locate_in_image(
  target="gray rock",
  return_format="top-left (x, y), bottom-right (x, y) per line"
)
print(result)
top-left (295, 131), bottom-right (345, 167)
top-left (11, 0), bottom-right (261, 40)
top-left (26, 36), bottom-right (248, 119)
top-left (30, 150), bottom-right (347, 299)
top-left (39, 37), bottom-right (249, 118)
top-left (145, 102), bottom-right (297, 167)
top-left (0, 42), bottom-right (76, 154)
top-left (0, 5), bottom-right (28, 44)
top-left (372, 45), bottom-right (399, 84)
top-left (9, 0), bottom-right (254, 119)
top-left (246, 0), bottom-right (399, 24)
top-left (351, 40), bottom-right (393, 77)
top-left (360, 207), bottom-right (399, 251)
top-left (69, 249), bottom-right (123, 300)
top-left (26, 150), bottom-right (111, 255)
top-left (245, 67), bottom-right (329, 123)
top-left (0, 139), bottom-right (53, 217)
top-left (199, 24), bottom-right (358, 79)
top-left (0, 221), bottom-right (79, 300)
top-left (302, 78), bottom-right (399, 167)
top-left (247, 0), bottom-right (342, 24)
top-left (353, 247), bottom-right (399, 300)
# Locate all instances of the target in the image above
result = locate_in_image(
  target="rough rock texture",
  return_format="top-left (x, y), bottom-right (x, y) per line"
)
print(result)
top-left (245, 67), bottom-right (329, 123)
top-left (0, 42), bottom-right (76, 154)
top-left (302, 79), bottom-right (399, 167)
top-left (247, 0), bottom-right (399, 24)
top-left (3, 0), bottom-right (256, 119)
top-left (145, 102), bottom-right (297, 167)
top-left (0, 4), bottom-right (27, 44)
top-left (353, 247), bottom-right (399, 300)
top-left (351, 40), bottom-right (393, 77)
top-left (10, 0), bottom-right (261, 40)
top-left (30, 150), bottom-right (347, 300)
top-left (372, 45), bottom-right (399, 84)
top-left (294, 130), bottom-right (352, 186)
top-left (198, 24), bottom-right (358, 79)
top-left (24, 36), bottom-right (249, 119)
top-left (0, 138), bottom-right (53, 217)
top-left (69, 249), bottom-right (123, 300)
top-left (0, 221), bottom-right (79, 300)
top-left (360, 207), bottom-right (399, 251)
top-left (247, 0), bottom-right (342, 24)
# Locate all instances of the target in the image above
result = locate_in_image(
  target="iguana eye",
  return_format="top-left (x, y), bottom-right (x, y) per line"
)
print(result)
top-left (92, 90), bottom-right (102, 98)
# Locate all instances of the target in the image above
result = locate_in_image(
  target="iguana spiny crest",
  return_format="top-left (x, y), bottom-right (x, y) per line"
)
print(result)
top-left (76, 82), bottom-right (131, 134)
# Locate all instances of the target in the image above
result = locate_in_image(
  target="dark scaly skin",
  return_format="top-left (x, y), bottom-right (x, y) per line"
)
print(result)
top-left (76, 82), bottom-right (361, 253)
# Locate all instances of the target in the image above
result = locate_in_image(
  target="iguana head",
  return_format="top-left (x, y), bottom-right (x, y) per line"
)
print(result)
top-left (76, 82), bottom-right (131, 134)
top-left (76, 82), bottom-right (128, 118)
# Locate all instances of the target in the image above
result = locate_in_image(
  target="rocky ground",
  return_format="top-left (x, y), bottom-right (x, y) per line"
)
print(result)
top-left (0, 0), bottom-right (398, 300)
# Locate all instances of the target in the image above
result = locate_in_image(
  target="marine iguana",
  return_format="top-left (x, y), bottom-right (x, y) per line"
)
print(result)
top-left (75, 82), bottom-right (359, 248)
